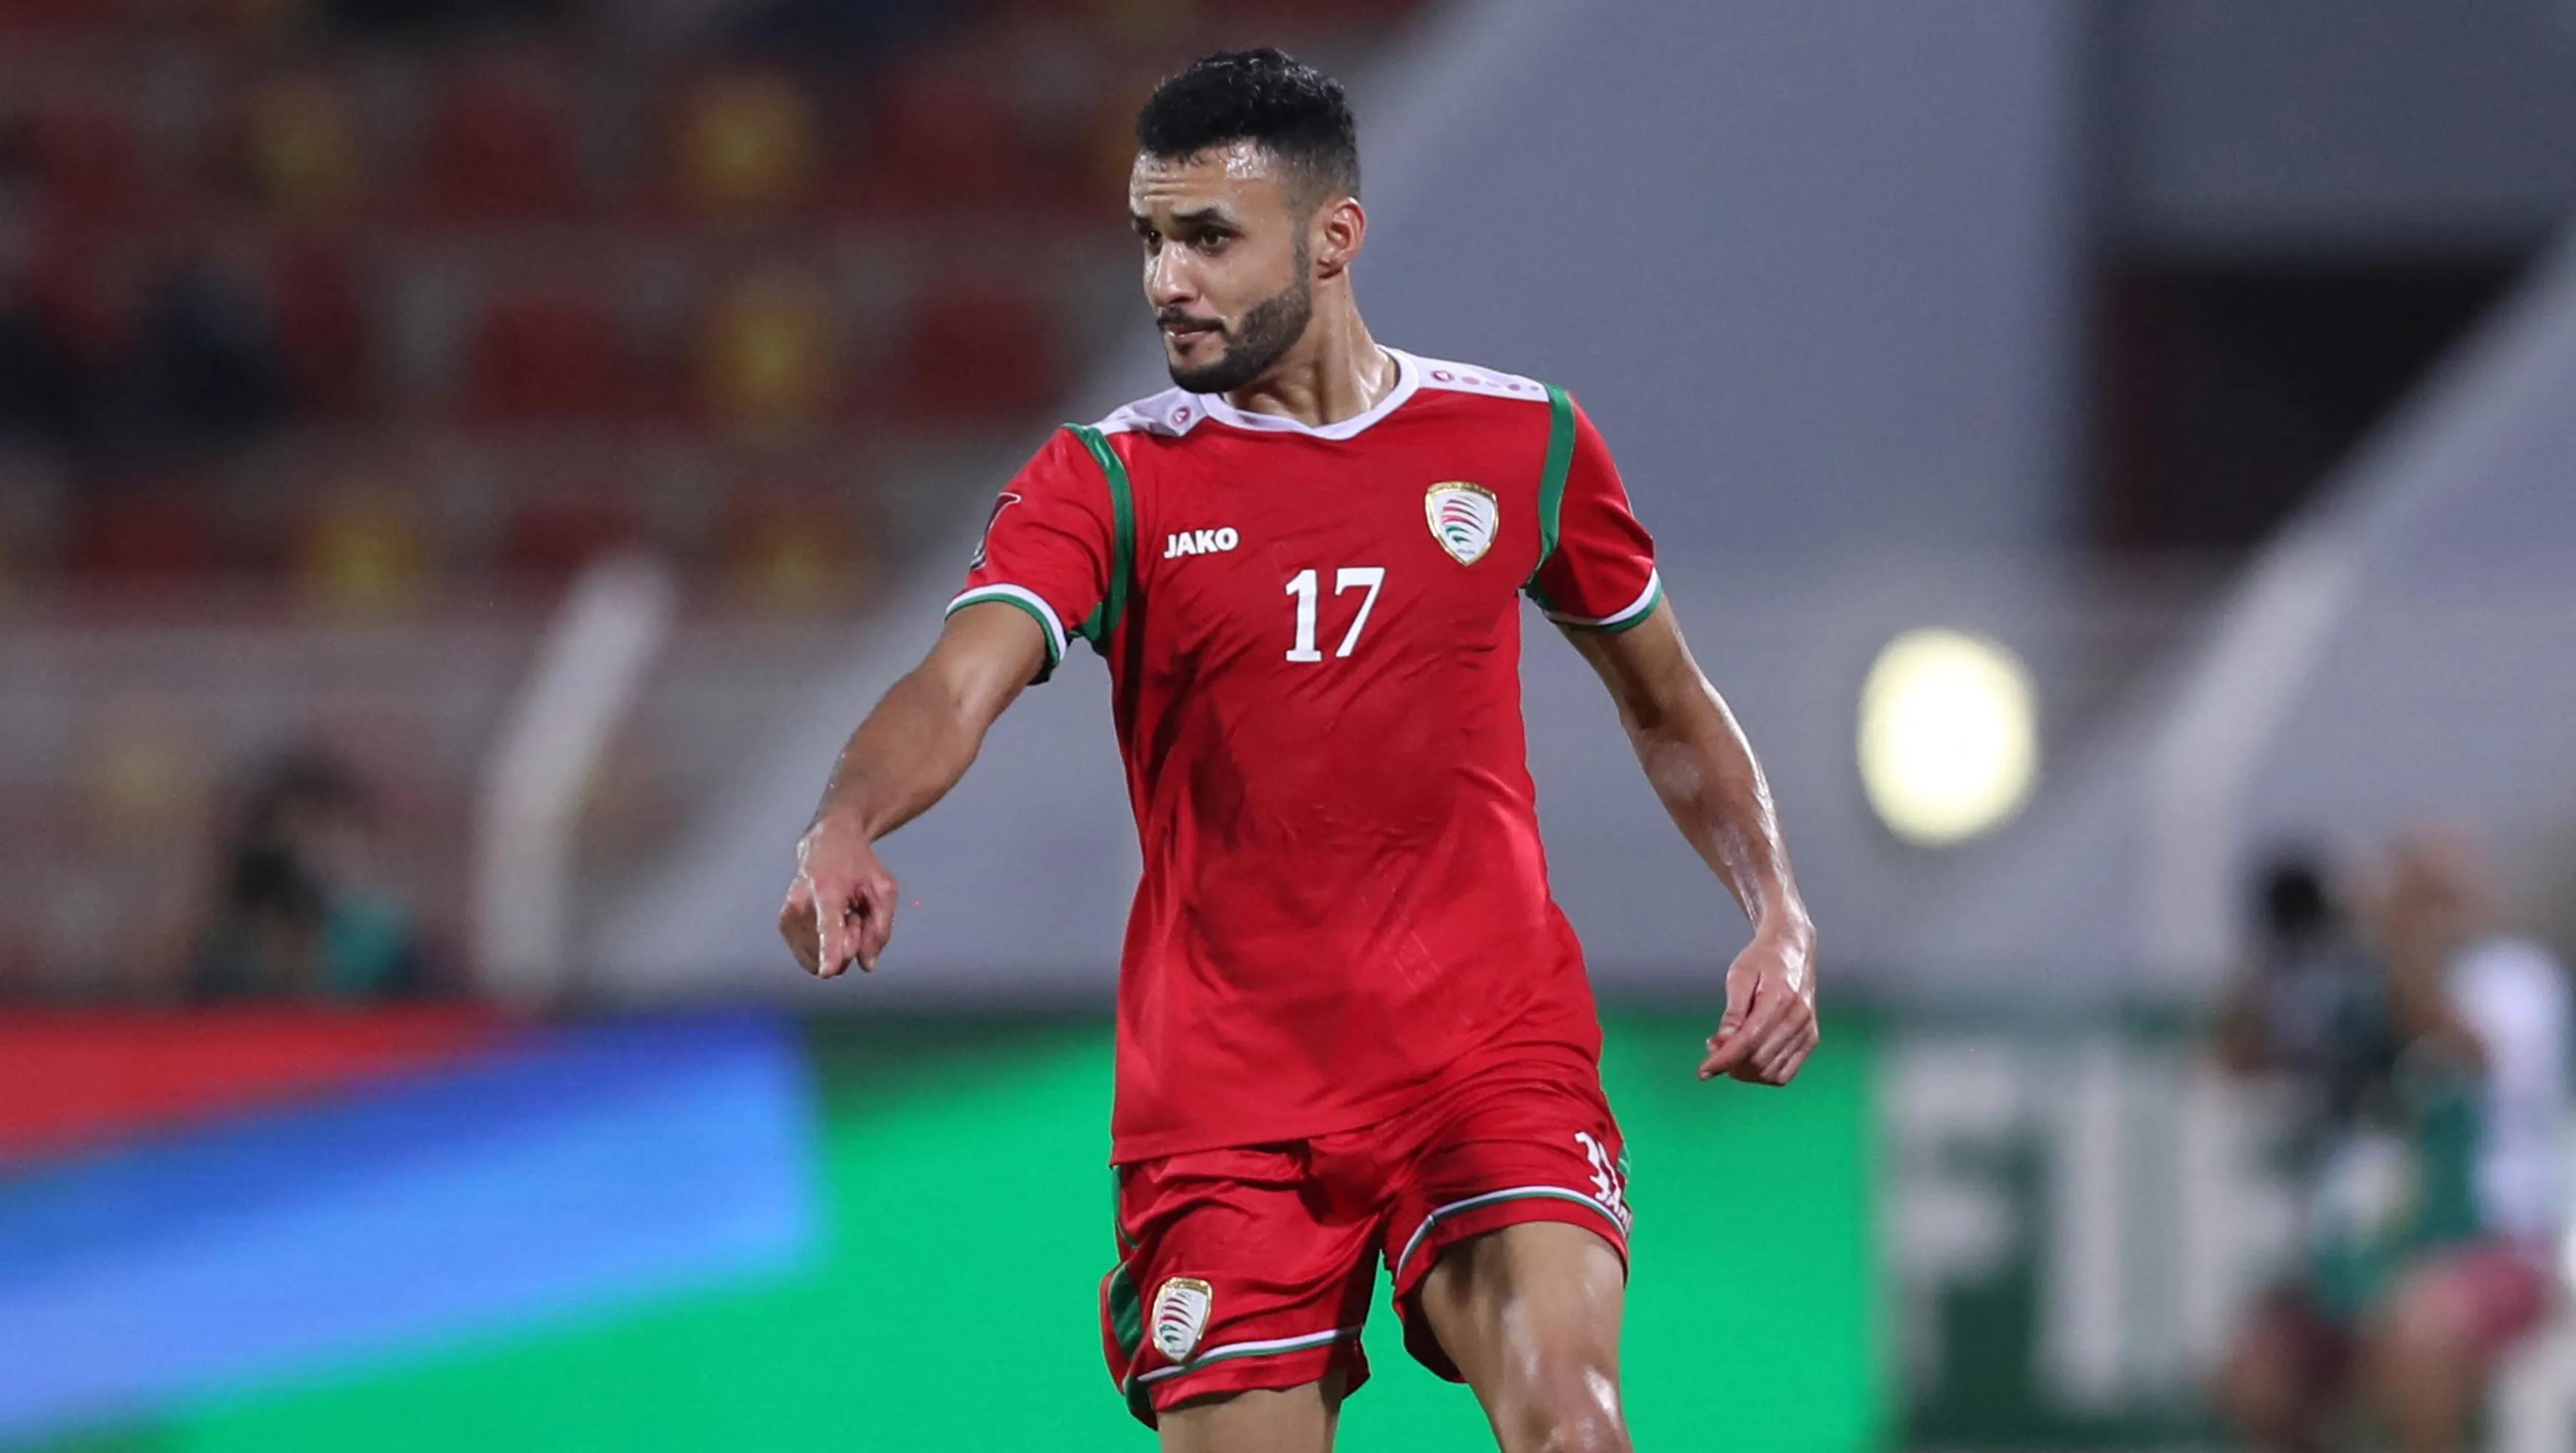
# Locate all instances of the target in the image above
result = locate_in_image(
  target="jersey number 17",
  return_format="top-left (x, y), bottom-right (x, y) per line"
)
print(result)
top-left (1284, 566), bottom-right (1386, 662)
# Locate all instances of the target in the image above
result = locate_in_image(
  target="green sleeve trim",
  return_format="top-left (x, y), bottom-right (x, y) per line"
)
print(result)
top-left (946, 586), bottom-right (1065, 682)
top-left (1582, 576), bottom-right (1663, 634)
top-left (1548, 573), bottom-right (1665, 634)
top-left (1066, 425), bottom-right (1136, 651)
top-left (1524, 383), bottom-right (1577, 597)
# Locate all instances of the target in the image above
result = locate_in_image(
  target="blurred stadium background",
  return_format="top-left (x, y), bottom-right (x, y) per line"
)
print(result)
top-left (3, 0), bottom-right (2575, 1448)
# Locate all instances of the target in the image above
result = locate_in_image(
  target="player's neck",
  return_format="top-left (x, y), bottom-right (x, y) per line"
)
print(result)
top-left (1222, 309), bottom-right (1395, 430)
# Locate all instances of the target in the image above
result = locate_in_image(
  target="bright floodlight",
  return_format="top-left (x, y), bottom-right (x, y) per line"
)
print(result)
top-left (1858, 629), bottom-right (2039, 847)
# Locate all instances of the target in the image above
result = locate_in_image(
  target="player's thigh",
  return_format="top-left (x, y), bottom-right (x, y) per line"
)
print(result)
top-left (1417, 1220), bottom-right (1630, 1453)
top-left (2364, 1241), bottom-right (2551, 1384)
top-left (1158, 1366), bottom-right (1348, 1453)
top-left (1381, 1058), bottom-right (1633, 1307)
top-left (1109, 1147), bottom-right (1378, 1428)
top-left (2216, 1290), bottom-right (2343, 1441)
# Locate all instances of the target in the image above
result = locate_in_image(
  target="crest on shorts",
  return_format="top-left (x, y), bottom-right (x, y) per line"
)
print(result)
top-left (1150, 1276), bottom-right (1214, 1362)
top-left (1424, 481), bottom-right (1499, 566)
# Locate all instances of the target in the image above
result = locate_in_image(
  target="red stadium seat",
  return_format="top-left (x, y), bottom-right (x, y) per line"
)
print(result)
top-left (1063, 71), bottom-right (1163, 203)
top-left (499, 493), bottom-right (645, 588)
top-left (1, 0), bottom-right (250, 32)
top-left (0, 0), bottom-right (126, 31)
top-left (460, 289), bottom-right (633, 422)
top-left (212, 0), bottom-right (319, 38)
top-left (417, 60), bottom-right (581, 220)
top-left (854, 64), bottom-right (1026, 212)
top-left (890, 286), bottom-right (1064, 420)
top-left (23, 102), bottom-right (147, 222)
top-left (63, 487), bottom-right (222, 582)
top-left (19, 220), bottom-right (128, 364)
top-left (270, 244), bottom-right (372, 416)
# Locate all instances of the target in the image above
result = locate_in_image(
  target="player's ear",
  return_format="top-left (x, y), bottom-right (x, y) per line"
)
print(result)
top-left (1313, 194), bottom-right (1365, 280)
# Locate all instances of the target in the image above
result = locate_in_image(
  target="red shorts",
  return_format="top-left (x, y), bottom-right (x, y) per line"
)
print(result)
top-left (1098, 1054), bottom-right (1632, 1427)
top-left (2263, 1239), bottom-right (2555, 1396)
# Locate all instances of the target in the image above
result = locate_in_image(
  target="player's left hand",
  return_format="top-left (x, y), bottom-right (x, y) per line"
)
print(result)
top-left (1700, 924), bottom-right (1817, 1086)
top-left (780, 807), bottom-right (897, 979)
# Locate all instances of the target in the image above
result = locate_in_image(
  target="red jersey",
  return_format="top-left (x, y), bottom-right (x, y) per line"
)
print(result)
top-left (949, 349), bottom-right (1660, 1162)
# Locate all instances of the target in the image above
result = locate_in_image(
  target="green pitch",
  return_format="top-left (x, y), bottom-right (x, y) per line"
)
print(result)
top-left (102, 1014), bottom-right (1883, 1452)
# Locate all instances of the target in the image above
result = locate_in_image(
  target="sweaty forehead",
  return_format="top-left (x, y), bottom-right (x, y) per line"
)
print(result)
top-left (1129, 141), bottom-right (1295, 219)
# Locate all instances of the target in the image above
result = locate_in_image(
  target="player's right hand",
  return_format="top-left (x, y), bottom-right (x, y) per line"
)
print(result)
top-left (780, 809), bottom-right (896, 978)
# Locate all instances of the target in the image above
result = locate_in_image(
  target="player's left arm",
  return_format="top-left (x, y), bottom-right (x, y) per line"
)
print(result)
top-left (1533, 393), bottom-right (1814, 1086)
top-left (1563, 607), bottom-right (1819, 1087)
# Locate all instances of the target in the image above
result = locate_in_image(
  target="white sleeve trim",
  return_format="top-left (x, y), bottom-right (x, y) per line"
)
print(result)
top-left (1543, 569), bottom-right (1662, 629)
top-left (946, 583), bottom-right (1067, 663)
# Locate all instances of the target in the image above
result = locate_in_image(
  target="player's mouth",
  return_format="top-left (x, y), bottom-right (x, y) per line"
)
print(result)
top-left (1160, 317), bottom-right (1223, 348)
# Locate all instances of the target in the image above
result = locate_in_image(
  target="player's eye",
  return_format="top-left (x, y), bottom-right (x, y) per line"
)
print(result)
top-left (1192, 232), bottom-right (1229, 254)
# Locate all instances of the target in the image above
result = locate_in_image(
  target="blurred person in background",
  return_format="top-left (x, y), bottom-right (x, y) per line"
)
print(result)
top-left (2216, 827), bottom-right (2569, 1453)
top-left (188, 749), bottom-right (434, 1003)
top-left (0, 233), bottom-right (293, 465)
top-left (99, 252), bottom-right (295, 464)
top-left (2214, 851), bottom-right (2385, 1089)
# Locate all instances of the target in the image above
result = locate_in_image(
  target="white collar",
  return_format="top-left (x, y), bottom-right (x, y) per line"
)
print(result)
top-left (1192, 347), bottom-right (1421, 440)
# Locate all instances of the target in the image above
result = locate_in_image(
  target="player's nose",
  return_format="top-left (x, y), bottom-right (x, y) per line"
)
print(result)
top-left (1144, 250), bottom-right (1196, 311)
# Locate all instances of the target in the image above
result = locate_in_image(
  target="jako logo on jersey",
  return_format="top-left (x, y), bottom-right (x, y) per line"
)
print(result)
top-left (969, 492), bottom-right (1022, 570)
top-left (1424, 482), bottom-right (1500, 566)
top-left (1150, 1277), bottom-right (1215, 1362)
top-left (1163, 527), bottom-right (1239, 559)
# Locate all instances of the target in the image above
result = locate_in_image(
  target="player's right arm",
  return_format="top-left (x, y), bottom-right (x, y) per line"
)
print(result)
top-left (779, 427), bottom-right (1123, 980)
top-left (780, 604), bottom-right (1047, 979)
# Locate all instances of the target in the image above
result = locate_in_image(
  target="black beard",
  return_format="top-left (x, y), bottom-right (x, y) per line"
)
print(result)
top-left (1167, 274), bottom-right (1314, 395)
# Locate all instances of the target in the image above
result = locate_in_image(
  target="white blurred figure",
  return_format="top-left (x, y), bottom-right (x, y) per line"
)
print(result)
top-left (2216, 827), bottom-right (2568, 1453)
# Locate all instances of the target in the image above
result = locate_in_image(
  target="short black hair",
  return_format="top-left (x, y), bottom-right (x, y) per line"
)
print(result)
top-left (2254, 852), bottom-right (2334, 942)
top-left (227, 842), bottom-right (325, 920)
top-left (1135, 48), bottom-right (1359, 205)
